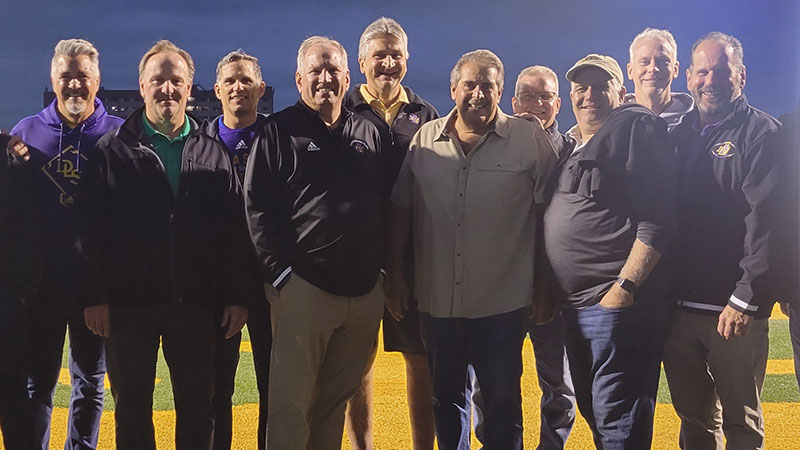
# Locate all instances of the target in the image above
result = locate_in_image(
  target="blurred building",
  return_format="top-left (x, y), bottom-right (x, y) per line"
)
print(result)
top-left (43, 84), bottom-right (274, 121)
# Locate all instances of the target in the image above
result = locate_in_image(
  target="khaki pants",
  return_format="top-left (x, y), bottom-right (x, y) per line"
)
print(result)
top-left (265, 273), bottom-right (383, 450)
top-left (663, 309), bottom-right (768, 450)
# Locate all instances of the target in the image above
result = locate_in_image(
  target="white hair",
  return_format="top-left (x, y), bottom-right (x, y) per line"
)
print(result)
top-left (297, 36), bottom-right (348, 73)
top-left (51, 38), bottom-right (99, 78)
top-left (629, 28), bottom-right (678, 62)
top-left (515, 65), bottom-right (558, 95)
top-left (358, 17), bottom-right (409, 60)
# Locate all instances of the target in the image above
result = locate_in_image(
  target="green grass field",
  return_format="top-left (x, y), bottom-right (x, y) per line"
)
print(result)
top-left (17, 306), bottom-right (800, 449)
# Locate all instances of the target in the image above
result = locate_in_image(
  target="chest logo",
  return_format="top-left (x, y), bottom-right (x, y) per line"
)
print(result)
top-left (408, 113), bottom-right (420, 125)
top-left (42, 145), bottom-right (87, 207)
top-left (710, 141), bottom-right (736, 159)
top-left (350, 139), bottom-right (370, 154)
top-left (235, 139), bottom-right (248, 151)
top-left (307, 141), bottom-right (320, 152)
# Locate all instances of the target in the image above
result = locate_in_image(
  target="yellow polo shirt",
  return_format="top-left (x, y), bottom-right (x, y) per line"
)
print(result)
top-left (358, 84), bottom-right (409, 125)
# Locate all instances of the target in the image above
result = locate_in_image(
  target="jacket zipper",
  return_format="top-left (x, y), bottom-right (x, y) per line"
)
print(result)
top-left (140, 144), bottom-right (180, 304)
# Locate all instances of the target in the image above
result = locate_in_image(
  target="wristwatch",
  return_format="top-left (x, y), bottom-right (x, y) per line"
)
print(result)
top-left (616, 277), bottom-right (637, 293)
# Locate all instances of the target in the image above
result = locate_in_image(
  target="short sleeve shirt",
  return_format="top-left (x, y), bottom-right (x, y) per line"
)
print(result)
top-left (391, 108), bottom-right (557, 318)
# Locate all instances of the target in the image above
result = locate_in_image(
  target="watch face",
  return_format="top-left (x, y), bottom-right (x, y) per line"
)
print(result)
top-left (618, 278), bottom-right (637, 293)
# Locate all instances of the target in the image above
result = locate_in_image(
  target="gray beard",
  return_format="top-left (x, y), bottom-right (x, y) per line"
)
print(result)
top-left (64, 97), bottom-right (87, 116)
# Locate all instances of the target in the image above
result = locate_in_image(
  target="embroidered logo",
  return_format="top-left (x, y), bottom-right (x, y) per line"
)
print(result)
top-left (42, 145), bottom-right (87, 207)
top-left (234, 139), bottom-right (248, 151)
top-left (710, 141), bottom-right (736, 159)
top-left (307, 141), bottom-right (321, 152)
top-left (408, 113), bottom-right (420, 125)
top-left (350, 139), bottom-right (369, 154)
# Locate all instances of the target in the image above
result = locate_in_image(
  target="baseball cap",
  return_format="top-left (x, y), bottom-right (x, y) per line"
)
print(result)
top-left (565, 54), bottom-right (624, 85)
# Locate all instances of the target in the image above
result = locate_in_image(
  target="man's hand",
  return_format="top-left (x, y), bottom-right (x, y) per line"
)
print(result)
top-left (384, 271), bottom-right (408, 322)
top-left (3, 132), bottom-right (30, 162)
top-left (513, 112), bottom-right (544, 128)
top-left (221, 305), bottom-right (249, 339)
top-left (717, 305), bottom-right (753, 339)
top-left (598, 283), bottom-right (635, 310)
top-left (85, 304), bottom-right (111, 337)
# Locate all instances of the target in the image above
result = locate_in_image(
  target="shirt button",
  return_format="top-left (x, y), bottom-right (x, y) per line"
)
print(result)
top-left (455, 281), bottom-right (461, 286)
top-left (459, 193), bottom-right (463, 197)
top-left (462, 166), bottom-right (467, 170)
top-left (456, 253), bottom-right (461, 257)
top-left (457, 223), bottom-right (461, 227)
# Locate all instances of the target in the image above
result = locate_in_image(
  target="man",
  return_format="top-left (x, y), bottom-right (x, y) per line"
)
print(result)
top-left (244, 36), bottom-right (385, 450)
top-left (10, 38), bottom-right (121, 450)
top-left (543, 54), bottom-right (677, 448)
top-left (387, 49), bottom-right (556, 450)
top-left (663, 32), bottom-right (784, 449)
top-left (0, 133), bottom-right (38, 450)
top-left (80, 40), bottom-right (253, 450)
top-left (625, 28), bottom-right (693, 130)
top-left (344, 17), bottom-right (439, 450)
top-left (204, 48), bottom-right (271, 450)
top-left (511, 65), bottom-right (577, 449)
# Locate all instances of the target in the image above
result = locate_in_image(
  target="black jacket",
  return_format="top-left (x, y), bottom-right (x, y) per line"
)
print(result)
top-left (0, 136), bottom-right (40, 300)
top-left (671, 95), bottom-right (784, 318)
top-left (244, 100), bottom-right (384, 297)
top-left (80, 108), bottom-right (256, 309)
top-left (201, 113), bottom-right (269, 185)
top-left (345, 85), bottom-right (438, 186)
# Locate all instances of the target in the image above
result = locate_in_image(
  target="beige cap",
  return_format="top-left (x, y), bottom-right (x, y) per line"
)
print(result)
top-left (565, 54), bottom-right (624, 85)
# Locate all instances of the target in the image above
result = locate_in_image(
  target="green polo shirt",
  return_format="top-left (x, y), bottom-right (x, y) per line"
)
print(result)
top-left (142, 114), bottom-right (193, 196)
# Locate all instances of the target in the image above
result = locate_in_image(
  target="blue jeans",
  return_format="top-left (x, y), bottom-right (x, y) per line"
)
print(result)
top-left (420, 308), bottom-right (527, 450)
top-left (0, 286), bottom-right (34, 450)
top-left (562, 297), bottom-right (671, 450)
top-left (471, 312), bottom-right (576, 449)
top-left (26, 300), bottom-right (106, 450)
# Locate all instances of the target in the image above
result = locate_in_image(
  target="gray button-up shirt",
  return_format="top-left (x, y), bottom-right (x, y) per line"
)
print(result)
top-left (391, 108), bottom-right (557, 318)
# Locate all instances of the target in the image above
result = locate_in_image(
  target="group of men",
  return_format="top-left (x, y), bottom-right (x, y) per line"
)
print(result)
top-left (0, 15), bottom-right (797, 450)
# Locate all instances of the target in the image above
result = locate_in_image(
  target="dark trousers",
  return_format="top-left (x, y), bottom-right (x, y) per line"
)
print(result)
top-left (0, 286), bottom-right (34, 450)
top-left (470, 312), bottom-right (576, 449)
top-left (26, 299), bottom-right (105, 450)
top-left (106, 303), bottom-right (216, 450)
top-left (211, 300), bottom-right (271, 450)
top-left (529, 312), bottom-right (576, 449)
top-left (562, 297), bottom-right (672, 450)
top-left (420, 308), bottom-right (527, 450)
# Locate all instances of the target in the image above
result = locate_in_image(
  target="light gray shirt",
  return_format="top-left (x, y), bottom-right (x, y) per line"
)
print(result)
top-left (391, 108), bottom-right (557, 318)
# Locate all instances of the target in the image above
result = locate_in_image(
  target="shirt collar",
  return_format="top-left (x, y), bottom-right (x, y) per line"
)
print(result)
top-left (358, 84), bottom-right (409, 110)
top-left (439, 107), bottom-right (509, 141)
top-left (142, 114), bottom-right (192, 142)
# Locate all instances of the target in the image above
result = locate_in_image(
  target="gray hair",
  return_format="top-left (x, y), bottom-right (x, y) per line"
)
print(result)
top-left (138, 40), bottom-right (195, 81)
top-left (297, 36), bottom-right (348, 73)
top-left (51, 39), bottom-right (99, 78)
top-left (450, 49), bottom-right (505, 92)
top-left (358, 17), bottom-right (409, 60)
top-left (515, 65), bottom-right (558, 95)
top-left (216, 49), bottom-right (263, 83)
top-left (629, 28), bottom-right (678, 62)
top-left (691, 31), bottom-right (744, 72)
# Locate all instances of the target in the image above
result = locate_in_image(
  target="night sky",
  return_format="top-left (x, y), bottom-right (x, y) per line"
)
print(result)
top-left (1, 0), bottom-right (798, 129)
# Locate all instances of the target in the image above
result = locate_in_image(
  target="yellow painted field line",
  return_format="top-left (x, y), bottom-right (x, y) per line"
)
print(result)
top-left (767, 359), bottom-right (796, 375)
top-left (772, 302), bottom-right (788, 320)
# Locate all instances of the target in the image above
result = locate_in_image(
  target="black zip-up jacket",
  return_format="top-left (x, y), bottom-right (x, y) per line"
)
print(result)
top-left (80, 108), bottom-right (255, 309)
top-left (671, 95), bottom-right (784, 318)
top-left (244, 100), bottom-right (384, 297)
top-left (1, 136), bottom-right (41, 300)
top-left (202, 113), bottom-right (268, 308)
top-left (345, 85), bottom-right (438, 186)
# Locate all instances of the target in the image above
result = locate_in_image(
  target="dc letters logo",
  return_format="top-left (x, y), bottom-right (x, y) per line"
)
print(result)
top-left (42, 145), bottom-right (87, 207)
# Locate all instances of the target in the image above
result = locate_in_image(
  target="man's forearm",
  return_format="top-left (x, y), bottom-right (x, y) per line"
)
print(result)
top-left (619, 238), bottom-right (662, 287)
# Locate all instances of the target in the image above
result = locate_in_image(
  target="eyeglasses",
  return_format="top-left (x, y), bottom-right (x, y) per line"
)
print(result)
top-left (515, 90), bottom-right (557, 103)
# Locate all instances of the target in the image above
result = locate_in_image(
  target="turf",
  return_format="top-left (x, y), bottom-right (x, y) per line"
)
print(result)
top-left (24, 314), bottom-right (800, 449)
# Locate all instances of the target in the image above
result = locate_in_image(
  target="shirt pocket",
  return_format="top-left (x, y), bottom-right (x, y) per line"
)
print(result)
top-left (556, 162), bottom-right (612, 198)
